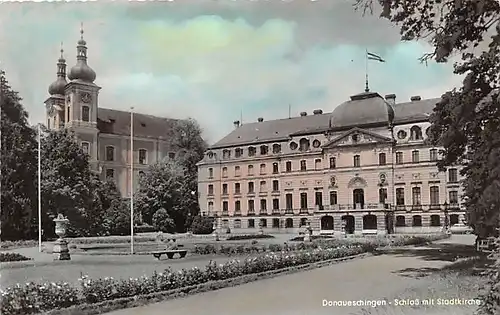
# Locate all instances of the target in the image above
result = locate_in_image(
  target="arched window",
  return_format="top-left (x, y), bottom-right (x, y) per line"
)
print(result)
top-left (395, 216), bottom-right (406, 227)
top-left (82, 105), bottom-right (90, 122)
top-left (430, 215), bottom-right (441, 227)
top-left (378, 153), bottom-right (386, 165)
top-left (299, 138), bottom-right (310, 151)
top-left (412, 215), bottom-right (422, 227)
top-left (410, 126), bottom-right (423, 140)
top-left (247, 165), bottom-right (254, 175)
top-left (272, 144), bottom-right (281, 154)
top-left (222, 167), bottom-right (228, 177)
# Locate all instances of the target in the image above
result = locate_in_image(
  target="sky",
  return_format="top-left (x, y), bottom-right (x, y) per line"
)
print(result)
top-left (0, 1), bottom-right (469, 144)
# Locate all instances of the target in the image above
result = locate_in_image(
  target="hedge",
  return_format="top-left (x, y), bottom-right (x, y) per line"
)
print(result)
top-left (0, 253), bottom-right (32, 262)
top-left (226, 234), bottom-right (275, 241)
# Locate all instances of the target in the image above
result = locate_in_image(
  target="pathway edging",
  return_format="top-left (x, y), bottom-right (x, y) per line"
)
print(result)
top-left (39, 252), bottom-right (372, 315)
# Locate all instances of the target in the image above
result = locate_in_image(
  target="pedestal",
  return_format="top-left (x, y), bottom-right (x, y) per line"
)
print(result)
top-left (258, 228), bottom-right (264, 235)
top-left (304, 233), bottom-right (311, 242)
top-left (213, 230), bottom-right (220, 241)
top-left (53, 238), bottom-right (71, 260)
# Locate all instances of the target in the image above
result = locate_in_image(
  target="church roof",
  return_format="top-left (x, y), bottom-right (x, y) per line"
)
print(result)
top-left (97, 108), bottom-right (179, 139)
top-left (211, 95), bottom-right (440, 149)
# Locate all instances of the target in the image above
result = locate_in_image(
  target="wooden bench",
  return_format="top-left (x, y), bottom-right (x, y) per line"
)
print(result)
top-left (152, 249), bottom-right (187, 260)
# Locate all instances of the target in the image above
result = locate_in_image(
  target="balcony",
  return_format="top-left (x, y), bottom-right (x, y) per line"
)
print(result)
top-left (246, 211), bottom-right (255, 216)
top-left (221, 211), bottom-right (229, 217)
top-left (259, 210), bottom-right (268, 215)
top-left (271, 209), bottom-right (281, 215)
top-left (299, 208), bottom-right (309, 214)
top-left (284, 209), bottom-right (294, 214)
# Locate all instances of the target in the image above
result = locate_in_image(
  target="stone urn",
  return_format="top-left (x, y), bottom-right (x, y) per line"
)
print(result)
top-left (258, 222), bottom-right (264, 235)
top-left (303, 221), bottom-right (313, 242)
top-left (52, 214), bottom-right (70, 260)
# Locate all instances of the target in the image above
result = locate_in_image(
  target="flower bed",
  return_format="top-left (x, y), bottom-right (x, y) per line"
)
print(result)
top-left (0, 253), bottom-right (32, 262)
top-left (226, 234), bottom-right (275, 241)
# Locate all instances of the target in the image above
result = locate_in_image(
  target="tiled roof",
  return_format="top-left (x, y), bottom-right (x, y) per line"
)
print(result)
top-left (97, 108), bottom-right (179, 139)
top-left (211, 94), bottom-right (441, 149)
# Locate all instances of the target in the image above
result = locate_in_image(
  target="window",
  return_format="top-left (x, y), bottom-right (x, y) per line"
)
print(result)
top-left (272, 144), bottom-right (281, 154)
top-left (286, 193), bottom-right (293, 209)
top-left (235, 148), bottom-right (243, 158)
top-left (411, 150), bottom-right (419, 163)
top-left (259, 180), bottom-right (266, 192)
top-left (260, 163), bottom-right (266, 174)
top-left (81, 142), bottom-right (90, 155)
top-left (168, 152), bottom-right (176, 159)
top-left (430, 186), bottom-right (440, 205)
top-left (235, 201), bottom-right (241, 212)
top-left (222, 149), bottom-right (231, 159)
top-left (138, 149), bottom-right (147, 165)
top-left (235, 166), bottom-right (241, 177)
top-left (315, 192), bottom-right (323, 207)
top-left (234, 219), bottom-right (241, 228)
top-left (105, 169), bottom-right (114, 179)
top-left (353, 155), bottom-right (360, 167)
top-left (248, 182), bottom-right (255, 194)
top-left (300, 192), bottom-right (308, 209)
top-left (285, 161), bottom-right (292, 172)
top-left (248, 200), bottom-right (255, 212)
top-left (272, 180), bottom-right (279, 192)
top-left (329, 191), bottom-right (338, 205)
top-left (272, 198), bottom-right (280, 210)
top-left (272, 218), bottom-right (280, 228)
top-left (429, 149), bottom-right (438, 161)
top-left (448, 168), bottom-right (458, 183)
top-left (222, 184), bottom-right (228, 195)
top-left (410, 126), bottom-right (423, 140)
top-left (396, 188), bottom-right (405, 205)
top-left (379, 188), bottom-right (388, 204)
top-left (329, 157), bottom-right (336, 169)
top-left (396, 152), bottom-right (403, 164)
top-left (105, 146), bottom-right (115, 161)
top-left (222, 201), bottom-right (228, 212)
top-left (222, 167), bottom-right (228, 177)
top-left (138, 171), bottom-right (145, 177)
top-left (449, 191), bottom-right (459, 205)
top-left (300, 160), bottom-right (307, 171)
top-left (248, 165), bottom-right (254, 175)
top-left (208, 201), bottom-right (214, 212)
top-left (260, 145), bottom-right (268, 155)
top-left (248, 219), bottom-right (255, 228)
top-left (378, 153), bottom-right (386, 165)
top-left (412, 187), bottom-right (421, 205)
top-left (272, 162), bottom-right (279, 174)
top-left (395, 216), bottom-right (406, 227)
top-left (82, 105), bottom-right (90, 122)
top-left (315, 159), bottom-right (322, 170)
top-left (234, 183), bottom-right (241, 194)
top-left (248, 147), bottom-right (256, 157)
top-left (430, 215), bottom-right (441, 227)
top-left (208, 168), bottom-right (213, 178)
top-left (208, 184), bottom-right (214, 195)
top-left (260, 218), bottom-right (267, 228)
top-left (260, 199), bottom-right (267, 211)
top-left (412, 215), bottom-right (422, 227)
top-left (299, 138), bottom-right (310, 151)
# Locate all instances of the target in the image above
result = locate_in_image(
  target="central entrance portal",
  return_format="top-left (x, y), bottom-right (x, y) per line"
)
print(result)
top-left (353, 189), bottom-right (365, 209)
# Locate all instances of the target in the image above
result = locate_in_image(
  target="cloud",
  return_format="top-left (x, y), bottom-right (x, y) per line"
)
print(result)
top-left (0, 2), bottom-right (466, 143)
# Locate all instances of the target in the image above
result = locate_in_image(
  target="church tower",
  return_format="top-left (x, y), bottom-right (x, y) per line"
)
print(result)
top-left (64, 23), bottom-right (101, 165)
top-left (44, 43), bottom-right (67, 130)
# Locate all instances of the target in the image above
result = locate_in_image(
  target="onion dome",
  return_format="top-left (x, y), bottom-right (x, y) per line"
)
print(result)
top-left (67, 23), bottom-right (96, 83)
top-left (48, 43), bottom-right (68, 95)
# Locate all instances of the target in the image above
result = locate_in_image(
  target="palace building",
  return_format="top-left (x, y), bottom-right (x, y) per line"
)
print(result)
top-left (197, 89), bottom-right (466, 235)
top-left (44, 28), bottom-right (180, 197)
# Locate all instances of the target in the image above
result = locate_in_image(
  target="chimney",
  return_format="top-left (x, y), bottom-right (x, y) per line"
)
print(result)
top-left (313, 109), bottom-right (323, 115)
top-left (233, 120), bottom-right (240, 128)
top-left (410, 95), bottom-right (421, 101)
top-left (257, 117), bottom-right (264, 122)
top-left (384, 94), bottom-right (396, 105)
top-left (300, 111), bottom-right (307, 117)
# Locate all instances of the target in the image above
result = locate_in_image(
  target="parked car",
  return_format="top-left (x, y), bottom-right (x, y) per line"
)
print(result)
top-left (450, 223), bottom-right (473, 234)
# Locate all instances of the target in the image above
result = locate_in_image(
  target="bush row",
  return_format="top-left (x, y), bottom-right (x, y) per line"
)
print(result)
top-left (1, 240), bottom-right (39, 250)
top-left (0, 245), bottom-right (366, 315)
top-left (226, 234), bottom-right (275, 241)
top-left (0, 253), bottom-right (32, 262)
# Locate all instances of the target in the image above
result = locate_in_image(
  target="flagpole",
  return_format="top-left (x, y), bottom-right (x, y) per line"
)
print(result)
top-left (365, 48), bottom-right (369, 92)
top-left (130, 107), bottom-right (134, 255)
top-left (38, 124), bottom-right (42, 253)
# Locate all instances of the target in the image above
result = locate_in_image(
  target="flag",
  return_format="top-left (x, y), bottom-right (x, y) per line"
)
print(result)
top-left (367, 51), bottom-right (385, 62)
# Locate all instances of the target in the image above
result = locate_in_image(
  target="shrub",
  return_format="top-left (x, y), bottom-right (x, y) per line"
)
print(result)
top-left (190, 216), bottom-right (213, 235)
top-left (134, 224), bottom-right (156, 234)
top-left (152, 209), bottom-right (175, 233)
top-left (102, 200), bottom-right (132, 236)
top-left (226, 234), bottom-right (274, 241)
top-left (477, 236), bottom-right (500, 315)
top-left (0, 245), bottom-right (367, 315)
top-left (0, 253), bottom-right (32, 262)
top-left (0, 240), bottom-right (38, 250)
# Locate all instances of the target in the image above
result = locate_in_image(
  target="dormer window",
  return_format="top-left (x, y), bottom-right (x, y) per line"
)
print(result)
top-left (299, 138), bottom-right (310, 151)
top-left (222, 149), bottom-right (231, 159)
top-left (260, 145), bottom-right (268, 155)
top-left (235, 148), bottom-right (243, 158)
top-left (248, 146), bottom-right (256, 157)
top-left (272, 144), bottom-right (281, 154)
top-left (410, 126), bottom-right (423, 141)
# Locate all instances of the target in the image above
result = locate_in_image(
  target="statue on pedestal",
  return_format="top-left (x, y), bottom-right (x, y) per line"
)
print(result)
top-left (303, 220), bottom-right (313, 242)
top-left (212, 219), bottom-right (220, 241)
top-left (53, 214), bottom-right (71, 260)
top-left (258, 221), bottom-right (264, 235)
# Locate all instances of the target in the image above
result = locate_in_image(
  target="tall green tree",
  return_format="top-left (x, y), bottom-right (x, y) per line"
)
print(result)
top-left (355, 0), bottom-right (500, 237)
top-left (40, 128), bottom-right (95, 237)
top-left (0, 74), bottom-right (37, 240)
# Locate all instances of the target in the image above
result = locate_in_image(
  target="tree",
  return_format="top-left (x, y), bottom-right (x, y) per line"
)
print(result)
top-left (190, 215), bottom-right (214, 235)
top-left (152, 208), bottom-right (175, 233)
top-left (102, 199), bottom-right (133, 236)
top-left (40, 128), bottom-right (95, 237)
top-left (88, 176), bottom-right (123, 236)
top-left (0, 73), bottom-right (37, 240)
top-left (354, 0), bottom-right (500, 236)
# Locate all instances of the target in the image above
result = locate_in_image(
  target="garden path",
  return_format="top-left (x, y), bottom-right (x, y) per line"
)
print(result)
top-left (105, 235), bottom-right (479, 315)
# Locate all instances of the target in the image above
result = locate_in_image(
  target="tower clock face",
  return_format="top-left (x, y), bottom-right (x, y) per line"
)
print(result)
top-left (80, 92), bottom-right (92, 103)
